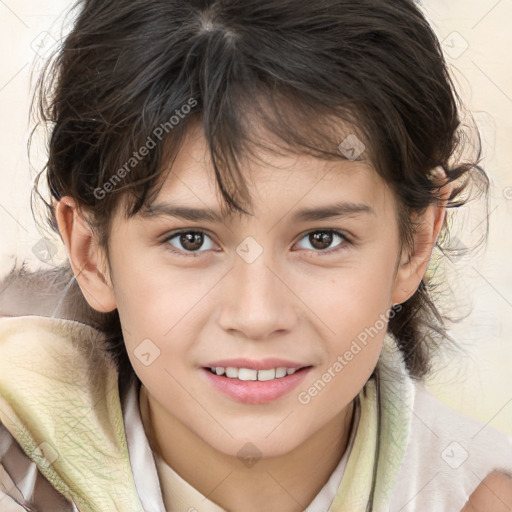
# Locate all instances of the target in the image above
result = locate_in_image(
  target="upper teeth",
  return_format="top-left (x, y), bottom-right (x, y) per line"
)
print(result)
top-left (211, 366), bottom-right (298, 381)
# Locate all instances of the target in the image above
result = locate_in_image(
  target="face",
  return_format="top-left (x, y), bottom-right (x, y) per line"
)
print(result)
top-left (96, 124), bottom-right (404, 458)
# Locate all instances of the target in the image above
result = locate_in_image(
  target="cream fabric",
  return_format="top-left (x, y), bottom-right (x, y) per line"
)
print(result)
top-left (1, 314), bottom-right (512, 512)
top-left (136, 384), bottom-right (360, 512)
top-left (0, 315), bottom-right (145, 512)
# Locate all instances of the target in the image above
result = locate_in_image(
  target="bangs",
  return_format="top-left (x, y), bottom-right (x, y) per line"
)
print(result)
top-left (130, 86), bottom-right (372, 224)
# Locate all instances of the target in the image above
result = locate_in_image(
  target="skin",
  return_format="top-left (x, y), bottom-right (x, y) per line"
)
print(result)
top-left (56, 124), bottom-right (454, 512)
top-left (461, 472), bottom-right (512, 512)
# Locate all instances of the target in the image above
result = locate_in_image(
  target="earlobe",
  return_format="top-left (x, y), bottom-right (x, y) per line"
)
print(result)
top-left (55, 196), bottom-right (117, 313)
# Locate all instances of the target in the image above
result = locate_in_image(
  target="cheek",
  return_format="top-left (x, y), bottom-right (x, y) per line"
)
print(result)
top-left (308, 253), bottom-right (396, 334)
top-left (112, 256), bottom-right (203, 339)
top-left (301, 252), bottom-right (396, 388)
top-left (112, 262), bottom-right (215, 384)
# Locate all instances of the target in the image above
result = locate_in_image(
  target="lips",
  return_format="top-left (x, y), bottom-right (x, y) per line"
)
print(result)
top-left (201, 365), bottom-right (313, 404)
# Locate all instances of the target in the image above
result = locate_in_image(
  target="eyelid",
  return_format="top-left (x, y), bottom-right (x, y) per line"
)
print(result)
top-left (295, 227), bottom-right (352, 244)
top-left (160, 227), bottom-right (353, 257)
top-left (161, 228), bottom-right (218, 242)
top-left (293, 229), bottom-right (352, 255)
top-left (160, 228), bottom-right (220, 256)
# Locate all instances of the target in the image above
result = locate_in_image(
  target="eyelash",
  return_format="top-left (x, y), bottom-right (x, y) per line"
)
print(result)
top-left (160, 229), bottom-right (351, 258)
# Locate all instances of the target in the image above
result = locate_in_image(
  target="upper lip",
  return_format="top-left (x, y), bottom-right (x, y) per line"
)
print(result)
top-left (203, 358), bottom-right (311, 371)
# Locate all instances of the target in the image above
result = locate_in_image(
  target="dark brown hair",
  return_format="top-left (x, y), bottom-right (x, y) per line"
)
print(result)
top-left (26, 0), bottom-right (488, 394)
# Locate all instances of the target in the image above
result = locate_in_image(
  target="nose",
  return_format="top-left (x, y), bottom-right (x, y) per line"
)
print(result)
top-left (218, 251), bottom-right (298, 340)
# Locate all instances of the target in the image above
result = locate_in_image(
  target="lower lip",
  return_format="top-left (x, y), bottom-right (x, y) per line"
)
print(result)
top-left (201, 366), bottom-right (313, 404)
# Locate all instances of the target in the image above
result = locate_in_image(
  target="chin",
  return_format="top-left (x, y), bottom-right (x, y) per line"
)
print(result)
top-left (204, 430), bottom-right (305, 460)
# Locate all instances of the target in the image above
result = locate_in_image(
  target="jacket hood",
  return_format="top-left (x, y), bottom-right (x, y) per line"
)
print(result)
top-left (0, 261), bottom-right (416, 512)
top-left (0, 314), bottom-right (145, 512)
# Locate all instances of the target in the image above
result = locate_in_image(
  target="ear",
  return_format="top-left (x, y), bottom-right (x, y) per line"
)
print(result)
top-left (55, 196), bottom-right (117, 313)
top-left (392, 171), bottom-right (453, 305)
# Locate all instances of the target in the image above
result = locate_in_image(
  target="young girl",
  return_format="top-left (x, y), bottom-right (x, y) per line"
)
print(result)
top-left (1, 0), bottom-right (511, 511)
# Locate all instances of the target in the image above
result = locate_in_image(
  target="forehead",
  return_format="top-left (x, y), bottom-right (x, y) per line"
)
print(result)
top-left (148, 124), bottom-right (394, 219)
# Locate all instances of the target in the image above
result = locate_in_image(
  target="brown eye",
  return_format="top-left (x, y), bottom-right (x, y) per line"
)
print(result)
top-left (163, 230), bottom-right (216, 256)
top-left (178, 232), bottom-right (204, 251)
top-left (296, 229), bottom-right (349, 255)
top-left (309, 231), bottom-right (334, 250)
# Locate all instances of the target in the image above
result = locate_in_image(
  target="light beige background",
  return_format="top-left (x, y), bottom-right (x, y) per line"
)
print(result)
top-left (1, 1), bottom-right (511, 437)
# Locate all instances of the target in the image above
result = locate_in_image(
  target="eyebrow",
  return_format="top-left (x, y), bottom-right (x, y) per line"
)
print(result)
top-left (140, 200), bottom-right (374, 223)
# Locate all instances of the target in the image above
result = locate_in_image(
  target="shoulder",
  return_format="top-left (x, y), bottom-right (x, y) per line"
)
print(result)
top-left (461, 472), bottom-right (512, 512)
top-left (0, 260), bottom-right (71, 318)
top-left (411, 383), bottom-right (512, 470)
top-left (0, 259), bottom-right (105, 326)
top-left (389, 381), bottom-right (512, 511)
top-left (411, 383), bottom-right (512, 448)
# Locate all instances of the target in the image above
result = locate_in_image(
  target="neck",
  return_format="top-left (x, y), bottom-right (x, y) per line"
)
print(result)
top-left (140, 385), bottom-right (356, 512)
